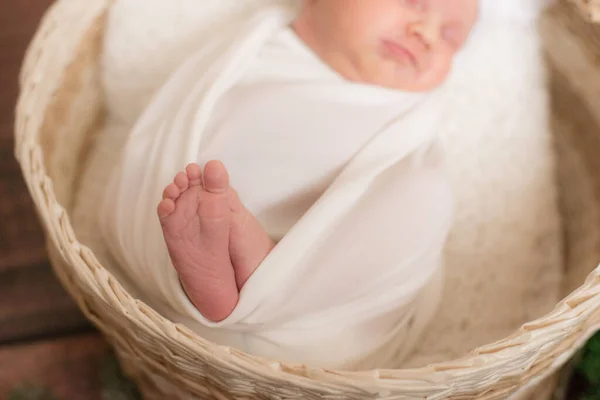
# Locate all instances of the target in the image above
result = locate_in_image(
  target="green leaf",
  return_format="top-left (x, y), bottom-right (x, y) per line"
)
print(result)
top-left (577, 332), bottom-right (600, 386)
top-left (580, 388), bottom-right (600, 400)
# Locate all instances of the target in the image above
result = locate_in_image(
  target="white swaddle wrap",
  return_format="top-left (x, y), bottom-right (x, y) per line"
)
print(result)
top-left (99, 4), bottom-right (453, 369)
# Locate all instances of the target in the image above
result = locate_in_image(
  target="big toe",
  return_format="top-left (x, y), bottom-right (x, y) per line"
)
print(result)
top-left (203, 160), bottom-right (229, 194)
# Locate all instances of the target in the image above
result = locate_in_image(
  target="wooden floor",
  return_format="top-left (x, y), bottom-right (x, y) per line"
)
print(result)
top-left (0, 1), bottom-right (112, 398)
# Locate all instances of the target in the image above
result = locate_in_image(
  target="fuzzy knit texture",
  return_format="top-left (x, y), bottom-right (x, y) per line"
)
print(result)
top-left (71, 0), bottom-right (564, 368)
top-left (405, 17), bottom-right (563, 366)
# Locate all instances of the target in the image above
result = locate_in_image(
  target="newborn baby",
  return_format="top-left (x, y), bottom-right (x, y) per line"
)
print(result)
top-left (157, 0), bottom-right (478, 322)
top-left (101, 0), bottom-right (479, 369)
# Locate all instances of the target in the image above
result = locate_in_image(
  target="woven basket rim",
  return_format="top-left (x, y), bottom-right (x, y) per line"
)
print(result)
top-left (12, 0), bottom-right (600, 395)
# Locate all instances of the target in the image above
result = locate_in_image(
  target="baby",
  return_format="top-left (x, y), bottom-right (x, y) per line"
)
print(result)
top-left (157, 0), bottom-right (479, 322)
top-left (101, 0), bottom-right (480, 369)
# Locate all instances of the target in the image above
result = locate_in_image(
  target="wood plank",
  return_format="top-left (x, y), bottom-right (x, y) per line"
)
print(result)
top-left (0, 262), bottom-right (92, 344)
top-left (0, 2), bottom-right (135, 399)
top-left (0, 0), bottom-right (55, 272)
top-left (0, 334), bottom-right (108, 400)
top-left (0, 0), bottom-right (94, 346)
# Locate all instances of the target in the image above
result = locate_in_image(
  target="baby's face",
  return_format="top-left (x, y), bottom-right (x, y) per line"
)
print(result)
top-left (295, 0), bottom-right (479, 91)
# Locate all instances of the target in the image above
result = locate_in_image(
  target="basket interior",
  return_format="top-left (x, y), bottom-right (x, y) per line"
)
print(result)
top-left (541, 3), bottom-right (600, 295)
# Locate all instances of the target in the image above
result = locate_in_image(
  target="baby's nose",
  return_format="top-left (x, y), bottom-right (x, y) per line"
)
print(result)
top-left (407, 14), bottom-right (441, 48)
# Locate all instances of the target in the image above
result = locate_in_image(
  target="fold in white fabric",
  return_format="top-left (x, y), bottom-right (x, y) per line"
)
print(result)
top-left (99, 5), bottom-right (453, 369)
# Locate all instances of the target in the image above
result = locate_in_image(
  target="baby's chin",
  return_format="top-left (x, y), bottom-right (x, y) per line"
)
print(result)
top-left (387, 61), bottom-right (452, 92)
top-left (364, 65), bottom-right (450, 93)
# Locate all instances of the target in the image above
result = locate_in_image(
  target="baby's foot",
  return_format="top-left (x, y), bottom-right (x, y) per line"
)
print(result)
top-left (157, 161), bottom-right (238, 322)
top-left (228, 188), bottom-right (276, 289)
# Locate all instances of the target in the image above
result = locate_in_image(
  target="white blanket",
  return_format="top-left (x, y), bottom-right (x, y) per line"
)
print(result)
top-left (98, 4), bottom-right (454, 369)
top-left (84, 0), bottom-right (564, 370)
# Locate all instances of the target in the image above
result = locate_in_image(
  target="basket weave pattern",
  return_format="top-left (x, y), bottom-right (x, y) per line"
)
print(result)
top-left (13, 0), bottom-right (600, 398)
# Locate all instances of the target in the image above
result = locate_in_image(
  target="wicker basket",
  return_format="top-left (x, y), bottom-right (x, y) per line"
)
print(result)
top-left (14, 0), bottom-right (600, 398)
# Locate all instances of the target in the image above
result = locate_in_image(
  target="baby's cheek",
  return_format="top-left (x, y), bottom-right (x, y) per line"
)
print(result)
top-left (423, 53), bottom-right (453, 88)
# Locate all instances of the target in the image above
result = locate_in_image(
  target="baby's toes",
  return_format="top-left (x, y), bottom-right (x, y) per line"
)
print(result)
top-left (157, 198), bottom-right (176, 219)
top-left (174, 171), bottom-right (189, 192)
top-left (163, 183), bottom-right (181, 200)
top-left (185, 163), bottom-right (203, 187)
top-left (203, 160), bottom-right (229, 194)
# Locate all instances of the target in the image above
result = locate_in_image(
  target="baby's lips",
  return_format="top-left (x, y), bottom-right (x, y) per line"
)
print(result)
top-left (382, 39), bottom-right (419, 67)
